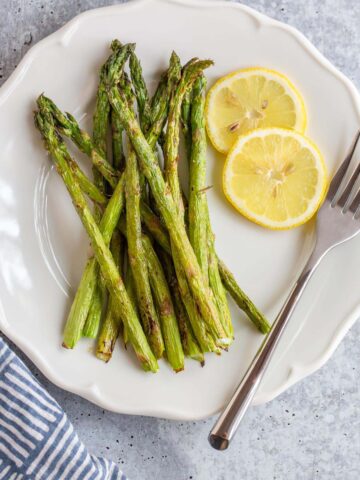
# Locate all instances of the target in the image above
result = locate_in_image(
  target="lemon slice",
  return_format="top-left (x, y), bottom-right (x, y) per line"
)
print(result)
top-left (206, 67), bottom-right (307, 153)
top-left (223, 128), bottom-right (327, 230)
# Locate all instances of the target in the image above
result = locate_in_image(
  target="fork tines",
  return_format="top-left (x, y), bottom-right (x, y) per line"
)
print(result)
top-left (327, 130), bottom-right (360, 216)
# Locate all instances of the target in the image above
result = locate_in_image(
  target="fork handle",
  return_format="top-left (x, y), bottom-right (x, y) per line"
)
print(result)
top-left (209, 264), bottom-right (315, 451)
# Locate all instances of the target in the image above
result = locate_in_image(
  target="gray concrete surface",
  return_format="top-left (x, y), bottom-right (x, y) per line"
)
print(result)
top-left (1, 1), bottom-right (360, 479)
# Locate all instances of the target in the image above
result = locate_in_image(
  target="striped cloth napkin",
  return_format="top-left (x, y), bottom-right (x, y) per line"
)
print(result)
top-left (0, 336), bottom-right (127, 480)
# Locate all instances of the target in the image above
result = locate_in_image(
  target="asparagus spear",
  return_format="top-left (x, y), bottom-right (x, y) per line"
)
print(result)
top-left (35, 110), bottom-right (157, 372)
top-left (35, 95), bottom-right (126, 347)
top-left (148, 52), bottom-right (182, 142)
top-left (38, 112), bottom-right (106, 205)
top-left (95, 107), bottom-right (126, 352)
top-left (82, 284), bottom-right (104, 338)
top-left (83, 45), bottom-right (121, 339)
top-left (129, 51), bottom-right (151, 131)
top-left (79, 45), bottom-right (134, 339)
top-left (108, 85), bottom-right (230, 347)
top-left (96, 231), bottom-right (124, 362)
top-left (129, 52), bottom-right (151, 201)
top-left (64, 261), bottom-right (100, 347)
top-left (93, 41), bottom-right (135, 151)
top-left (117, 220), bottom-right (186, 369)
top-left (95, 98), bottom-right (126, 346)
top-left (164, 59), bottom-right (213, 216)
top-left (126, 139), bottom-right (164, 358)
top-left (111, 108), bottom-right (125, 171)
top-left (122, 65), bottom-right (164, 358)
top-left (150, 72), bottom-right (167, 119)
top-left (123, 260), bottom-right (137, 348)
top-left (140, 203), bottom-right (171, 252)
top-left (161, 59), bottom-right (222, 351)
top-left (121, 215), bottom-right (215, 355)
top-left (62, 173), bottom-right (125, 347)
top-left (139, 205), bottom-right (270, 334)
top-left (188, 75), bottom-right (233, 339)
top-left (188, 75), bottom-right (209, 281)
top-left (147, 52), bottom-right (182, 214)
top-left (40, 96), bottom-right (119, 188)
top-left (206, 215), bottom-right (234, 339)
top-left (217, 260), bottom-right (270, 334)
top-left (159, 250), bottom-right (204, 363)
top-left (181, 87), bottom-right (192, 158)
top-left (142, 235), bottom-right (184, 372)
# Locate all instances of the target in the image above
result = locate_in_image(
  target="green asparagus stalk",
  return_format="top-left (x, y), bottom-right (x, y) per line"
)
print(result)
top-left (62, 172), bottom-right (125, 347)
top-left (108, 85), bottom-right (230, 347)
top-left (126, 139), bottom-right (164, 359)
top-left (206, 215), bottom-right (234, 339)
top-left (136, 195), bottom-right (270, 334)
top-left (85, 45), bottom-right (135, 339)
top-left (217, 259), bottom-right (270, 334)
top-left (96, 106), bottom-right (126, 353)
top-left (123, 260), bottom-right (137, 348)
top-left (129, 51), bottom-right (152, 131)
top-left (64, 260), bottom-right (100, 346)
top-left (188, 75), bottom-right (209, 281)
top-left (37, 107), bottom-right (106, 205)
top-left (147, 52), bottom-right (182, 144)
top-left (117, 218), bottom-right (187, 368)
top-left (83, 47), bottom-right (118, 339)
top-left (159, 250), bottom-right (204, 363)
top-left (40, 96), bottom-right (119, 188)
top-left (95, 98), bottom-right (126, 348)
top-left (142, 235), bottom-right (184, 372)
top-left (83, 45), bottom-right (120, 339)
top-left (95, 295), bottom-right (118, 362)
top-left (160, 59), bottom-right (223, 351)
top-left (164, 59), bottom-right (213, 216)
top-left (140, 203), bottom-right (171, 251)
top-left (35, 95), bottom-right (126, 347)
top-left (111, 108), bottom-right (125, 170)
top-left (188, 76), bottom-right (233, 339)
top-left (129, 52), bottom-right (150, 200)
top-left (35, 110), bottom-right (157, 372)
top-left (118, 214), bottom-right (215, 354)
top-left (172, 251), bottom-right (218, 353)
top-left (181, 87), bottom-right (192, 158)
top-left (93, 41), bottom-right (135, 150)
top-left (122, 69), bottom-right (164, 358)
top-left (96, 231), bottom-right (124, 362)
top-left (147, 52), bottom-right (182, 214)
top-left (150, 73), bottom-right (167, 119)
top-left (82, 284), bottom-right (104, 338)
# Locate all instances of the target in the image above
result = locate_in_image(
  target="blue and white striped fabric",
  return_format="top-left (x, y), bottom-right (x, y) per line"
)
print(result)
top-left (0, 336), bottom-right (127, 480)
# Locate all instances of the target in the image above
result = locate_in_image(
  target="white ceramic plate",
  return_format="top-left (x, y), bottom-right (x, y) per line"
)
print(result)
top-left (0, 0), bottom-right (359, 420)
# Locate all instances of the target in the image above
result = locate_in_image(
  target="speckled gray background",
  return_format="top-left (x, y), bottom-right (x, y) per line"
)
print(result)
top-left (0, 1), bottom-right (359, 479)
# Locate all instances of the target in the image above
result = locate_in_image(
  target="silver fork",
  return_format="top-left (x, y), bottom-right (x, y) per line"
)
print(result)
top-left (209, 130), bottom-right (360, 451)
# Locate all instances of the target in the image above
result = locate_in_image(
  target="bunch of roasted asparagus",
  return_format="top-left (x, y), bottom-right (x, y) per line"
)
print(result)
top-left (34, 40), bottom-right (270, 372)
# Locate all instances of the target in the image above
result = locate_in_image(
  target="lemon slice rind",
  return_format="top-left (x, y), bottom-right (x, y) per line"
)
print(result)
top-left (223, 127), bottom-right (327, 230)
top-left (206, 67), bottom-right (307, 154)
